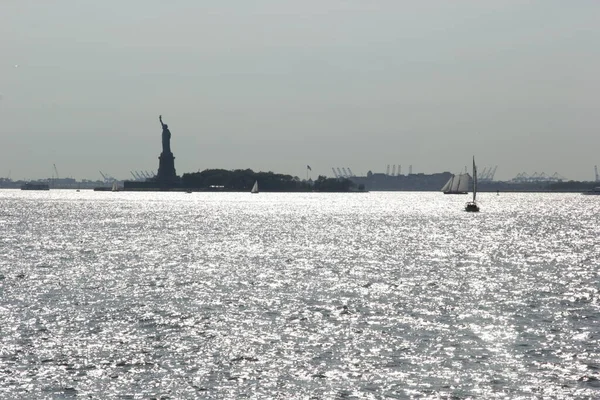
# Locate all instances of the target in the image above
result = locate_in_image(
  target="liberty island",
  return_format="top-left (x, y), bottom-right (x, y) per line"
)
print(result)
top-left (120, 115), bottom-right (355, 192)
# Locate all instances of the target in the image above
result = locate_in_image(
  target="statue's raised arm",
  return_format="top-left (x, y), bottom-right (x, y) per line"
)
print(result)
top-left (159, 115), bottom-right (164, 128)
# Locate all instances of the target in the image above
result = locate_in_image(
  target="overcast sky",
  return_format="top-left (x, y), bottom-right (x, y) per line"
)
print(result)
top-left (1, 1), bottom-right (599, 181)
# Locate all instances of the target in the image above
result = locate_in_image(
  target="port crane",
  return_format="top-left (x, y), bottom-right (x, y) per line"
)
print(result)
top-left (478, 166), bottom-right (498, 182)
top-left (99, 171), bottom-right (116, 184)
top-left (330, 167), bottom-right (357, 178)
top-left (511, 171), bottom-right (564, 183)
top-left (489, 166), bottom-right (497, 181)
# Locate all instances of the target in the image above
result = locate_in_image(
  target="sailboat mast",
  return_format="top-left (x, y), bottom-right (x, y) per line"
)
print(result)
top-left (472, 156), bottom-right (477, 202)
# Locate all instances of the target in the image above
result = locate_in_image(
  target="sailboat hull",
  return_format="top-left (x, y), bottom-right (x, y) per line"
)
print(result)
top-left (465, 202), bottom-right (479, 212)
top-left (443, 191), bottom-right (468, 195)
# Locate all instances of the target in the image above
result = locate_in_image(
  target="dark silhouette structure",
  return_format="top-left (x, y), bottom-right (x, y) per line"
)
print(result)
top-left (159, 115), bottom-right (172, 154)
top-left (123, 115), bottom-right (180, 190)
top-left (181, 169), bottom-right (362, 192)
top-left (156, 115), bottom-right (178, 185)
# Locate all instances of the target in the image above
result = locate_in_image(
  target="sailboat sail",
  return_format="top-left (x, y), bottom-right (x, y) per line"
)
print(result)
top-left (450, 176), bottom-right (460, 192)
top-left (251, 181), bottom-right (259, 194)
top-left (442, 172), bottom-right (469, 194)
top-left (457, 173), bottom-right (469, 193)
top-left (441, 176), bottom-right (453, 192)
top-left (464, 156), bottom-right (480, 212)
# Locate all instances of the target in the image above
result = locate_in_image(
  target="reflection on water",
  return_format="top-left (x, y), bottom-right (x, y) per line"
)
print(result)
top-left (0, 190), bottom-right (599, 398)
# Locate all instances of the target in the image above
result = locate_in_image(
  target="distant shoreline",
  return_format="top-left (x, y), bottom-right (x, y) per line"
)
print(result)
top-left (1, 187), bottom-right (595, 194)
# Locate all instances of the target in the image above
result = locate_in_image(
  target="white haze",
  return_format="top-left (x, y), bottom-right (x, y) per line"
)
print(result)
top-left (1, 1), bottom-right (599, 181)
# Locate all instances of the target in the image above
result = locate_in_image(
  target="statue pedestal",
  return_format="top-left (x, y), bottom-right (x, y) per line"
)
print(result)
top-left (157, 152), bottom-right (178, 185)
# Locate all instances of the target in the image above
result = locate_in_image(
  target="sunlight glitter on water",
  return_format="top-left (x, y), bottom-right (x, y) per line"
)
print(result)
top-left (0, 190), bottom-right (599, 398)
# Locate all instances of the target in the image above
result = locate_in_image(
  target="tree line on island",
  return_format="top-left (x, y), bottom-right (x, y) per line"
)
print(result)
top-left (181, 169), bottom-right (365, 192)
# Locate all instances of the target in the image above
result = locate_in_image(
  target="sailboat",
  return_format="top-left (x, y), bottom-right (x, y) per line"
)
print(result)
top-left (251, 180), bottom-right (259, 194)
top-left (465, 157), bottom-right (480, 212)
top-left (112, 181), bottom-right (119, 192)
top-left (441, 172), bottom-right (469, 194)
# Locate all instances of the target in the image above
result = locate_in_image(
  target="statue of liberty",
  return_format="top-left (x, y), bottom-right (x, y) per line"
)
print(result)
top-left (159, 115), bottom-right (172, 154)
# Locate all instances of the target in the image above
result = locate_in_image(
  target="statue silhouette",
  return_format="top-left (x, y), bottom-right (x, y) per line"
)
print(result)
top-left (159, 115), bottom-right (172, 154)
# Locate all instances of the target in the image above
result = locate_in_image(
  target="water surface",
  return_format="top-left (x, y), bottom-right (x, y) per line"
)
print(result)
top-left (1, 190), bottom-right (599, 399)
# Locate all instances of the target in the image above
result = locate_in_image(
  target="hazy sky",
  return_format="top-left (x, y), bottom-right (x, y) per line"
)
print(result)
top-left (1, 1), bottom-right (599, 181)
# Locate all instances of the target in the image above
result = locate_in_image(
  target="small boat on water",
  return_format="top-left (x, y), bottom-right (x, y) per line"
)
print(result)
top-left (581, 187), bottom-right (600, 195)
top-left (21, 182), bottom-right (50, 191)
top-left (251, 181), bottom-right (259, 194)
top-left (112, 182), bottom-right (119, 192)
top-left (465, 156), bottom-right (480, 212)
top-left (441, 173), bottom-right (469, 194)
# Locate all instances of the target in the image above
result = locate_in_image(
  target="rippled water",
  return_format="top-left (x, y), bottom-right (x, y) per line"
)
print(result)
top-left (1, 190), bottom-right (599, 399)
